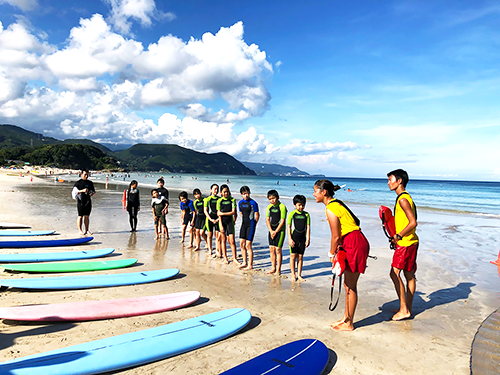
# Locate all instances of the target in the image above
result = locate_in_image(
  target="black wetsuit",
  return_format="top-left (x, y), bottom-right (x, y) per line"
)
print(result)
top-left (127, 187), bottom-right (140, 231)
top-left (74, 179), bottom-right (95, 216)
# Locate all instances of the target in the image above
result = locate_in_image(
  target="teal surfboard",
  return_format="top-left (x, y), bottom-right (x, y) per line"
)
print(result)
top-left (0, 268), bottom-right (179, 290)
top-left (2, 258), bottom-right (138, 273)
top-left (0, 308), bottom-right (251, 375)
top-left (0, 230), bottom-right (56, 237)
top-left (0, 248), bottom-right (114, 263)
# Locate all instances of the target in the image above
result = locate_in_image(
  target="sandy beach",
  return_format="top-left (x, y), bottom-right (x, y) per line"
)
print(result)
top-left (0, 170), bottom-right (499, 374)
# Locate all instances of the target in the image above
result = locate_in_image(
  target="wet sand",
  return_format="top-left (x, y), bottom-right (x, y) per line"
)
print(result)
top-left (0, 170), bottom-right (499, 374)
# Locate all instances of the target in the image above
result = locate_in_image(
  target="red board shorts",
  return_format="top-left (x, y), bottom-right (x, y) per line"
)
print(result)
top-left (392, 242), bottom-right (418, 273)
top-left (342, 230), bottom-right (370, 274)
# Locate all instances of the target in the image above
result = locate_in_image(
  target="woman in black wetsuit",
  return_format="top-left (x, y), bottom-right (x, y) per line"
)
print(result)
top-left (126, 180), bottom-right (140, 232)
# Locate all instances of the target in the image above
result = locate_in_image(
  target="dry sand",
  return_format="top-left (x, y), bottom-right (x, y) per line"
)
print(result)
top-left (0, 169), bottom-right (499, 374)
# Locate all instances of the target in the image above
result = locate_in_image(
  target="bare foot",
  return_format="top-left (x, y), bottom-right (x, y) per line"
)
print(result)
top-left (232, 259), bottom-right (242, 266)
top-left (180, 239), bottom-right (184, 243)
top-left (212, 254), bottom-right (217, 258)
top-left (193, 246), bottom-right (200, 251)
top-left (392, 310), bottom-right (411, 321)
top-left (297, 276), bottom-right (306, 282)
top-left (243, 266), bottom-right (253, 271)
top-left (237, 263), bottom-right (247, 269)
top-left (291, 275), bottom-right (297, 282)
top-left (224, 258), bottom-right (230, 264)
top-left (186, 244), bottom-right (193, 249)
top-left (85, 230), bottom-right (93, 235)
top-left (79, 231), bottom-right (86, 236)
top-left (330, 322), bottom-right (354, 332)
top-left (266, 269), bottom-right (276, 274)
top-left (329, 318), bottom-right (347, 329)
top-left (274, 271), bottom-right (281, 276)
top-left (154, 236), bottom-right (159, 240)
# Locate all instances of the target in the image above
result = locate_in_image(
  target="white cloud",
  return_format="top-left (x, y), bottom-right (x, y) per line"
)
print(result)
top-left (104, 0), bottom-right (175, 35)
top-left (44, 14), bottom-right (143, 79)
top-left (0, 0), bottom-right (38, 11)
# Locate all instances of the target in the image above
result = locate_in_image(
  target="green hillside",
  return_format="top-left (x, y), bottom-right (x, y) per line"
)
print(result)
top-left (0, 124), bottom-right (61, 147)
top-left (115, 144), bottom-right (255, 174)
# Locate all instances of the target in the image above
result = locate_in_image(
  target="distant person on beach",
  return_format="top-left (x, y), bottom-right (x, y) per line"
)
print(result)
top-left (266, 189), bottom-right (287, 275)
top-left (151, 189), bottom-right (168, 240)
top-left (204, 184), bottom-right (221, 257)
top-left (72, 169), bottom-right (95, 235)
top-left (217, 184), bottom-right (238, 264)
top-left (193, 188), bottom-right (208, 251)
top-left (157, 178), bottom-right (170, 239)
top-left (238, 186), bottom-right (259, 270)
top-left (387, 169), bottom-right (419, 321)
top-left (287, 194), bottom-right (310, 281)
top-left (126, 180), bottom-right (140, 232)
top-left (313, 179), bottom-right (370, 332)
top-left (179, 191), bottom-right (195, 248)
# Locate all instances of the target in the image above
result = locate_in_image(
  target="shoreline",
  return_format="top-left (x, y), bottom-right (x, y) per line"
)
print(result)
top-left (0, 170), bottom-right (499, 374)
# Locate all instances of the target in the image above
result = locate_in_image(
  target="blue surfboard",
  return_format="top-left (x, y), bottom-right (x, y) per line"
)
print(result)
top-left (220, 339), bottom-right (329, 375)
top-left (0, 308), bottom-right (251, 375)
top-left (0, 268), bottom-right (179, 290)
top-left (0, 230), bottom-right (56, 237)
top-left (0, 248), bottom-right (114, 263)
top-left (0, 236), bottom-right (93, 248)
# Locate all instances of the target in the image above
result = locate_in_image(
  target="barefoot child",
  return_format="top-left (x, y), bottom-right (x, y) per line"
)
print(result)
top-left (193, 188), bottom-right (207, 251)
top-left (387, 169), bottom-right (419, 321)
top-left (217, 184), bottom-right (239, 264)
top-left (287, 194), bottom-right (310, 281)
top-left (156, 178), bottom-right (170, 239)
top-left (238, 186), bottom-right (259, 270)
top-left (179, 191), bottom-right (195, 247)
top-left (151, 189), bottom-right (167, 240)
top-left (266, 190), bottom-right (287, 275)
top-left (204, 184), bottom-right (221, 257)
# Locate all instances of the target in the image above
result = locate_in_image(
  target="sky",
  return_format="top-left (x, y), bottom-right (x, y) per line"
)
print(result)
top-left (0, 0), bottom-right (500, 181)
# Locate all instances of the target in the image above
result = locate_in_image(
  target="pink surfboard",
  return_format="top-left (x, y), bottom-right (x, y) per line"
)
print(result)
top-left (0, 291), bottom-right (200, 322)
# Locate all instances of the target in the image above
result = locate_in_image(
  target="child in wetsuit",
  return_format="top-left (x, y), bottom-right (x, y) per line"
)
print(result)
top-left (238, 186), bottom-right (259, 270)
top-left (387, 169), bottom-right (419, 321)
top-left (266, 189), bottom-right (287, 276)
top-left (179, 191), bottom-right (195, 248)
top-left (192, 188), bottom-right (207, 251)
top-left (217, 184), bottom-right (238, 264)
top-left (287, 194), bottom-right (310, 281)
top-left (204, 184), bottom-right (221, 257)
top-left (126, 180), bottom-right (140, 232)
top-left (151, 189), bottom-right (167, 240)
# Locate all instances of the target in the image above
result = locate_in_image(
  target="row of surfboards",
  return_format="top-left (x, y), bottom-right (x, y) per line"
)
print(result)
top-left (0, 223), bottom-right (330, 374)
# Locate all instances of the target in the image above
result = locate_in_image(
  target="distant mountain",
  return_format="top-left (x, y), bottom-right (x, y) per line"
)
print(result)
top-left (115, 144), bottom-right (256, 175)
top-left (243, 161), bottom-right (323, 177)
top-left (0, 124), bottom-right (61, 147)
top-left (61, 139), bottom-right (113, 154)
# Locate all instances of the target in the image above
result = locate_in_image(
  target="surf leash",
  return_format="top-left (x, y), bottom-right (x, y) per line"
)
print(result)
top-left (328, 247), bottom-right (346, 311)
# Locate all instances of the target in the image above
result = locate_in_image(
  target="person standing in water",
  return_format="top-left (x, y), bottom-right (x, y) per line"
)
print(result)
top-left (313, 179), bottom-right (370, 332)
top-left (387, 169), bottom-right (419, 321)
top-left (126, 180), bottom-right (140, 232)
top-left (72, 169), bottom-right (96, 235)
top-left (156, 178), bottom-right (170, 239)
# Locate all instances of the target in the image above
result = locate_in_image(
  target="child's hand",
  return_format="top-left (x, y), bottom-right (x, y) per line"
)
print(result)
top-left (270, 230), bottom-right (276, 239)
top-left (289, 239), bottom-right (295, 247)
top-left (306, 240), bottom-right (310, 248)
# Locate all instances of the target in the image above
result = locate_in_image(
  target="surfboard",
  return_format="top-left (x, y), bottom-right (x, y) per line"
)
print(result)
top-left (220, 339), bottom-right (329, 375)
top-left (0, 291), bottom-right (201, 321)
top-left (0, 230), bottom-right (56, 237)
top-left (0, 222), bottom-right (31, 229)
top-left (0, 236), bottom-right (93, 248)
top-left (0, 308), bottom-right (251, 374)
top-left (0, 248), bottom-right (114, 263)
top-left (1, 258), bottom-right (138, 273)
top-left (0, 268), bottom-right (179, 290)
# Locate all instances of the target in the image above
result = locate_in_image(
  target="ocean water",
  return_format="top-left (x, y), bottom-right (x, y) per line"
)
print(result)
top-left (63, 172), bottom-right (500, 218)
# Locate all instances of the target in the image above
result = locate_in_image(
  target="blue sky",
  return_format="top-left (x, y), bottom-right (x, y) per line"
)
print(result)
top-left (0, 0), bottom-right (499, 181)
